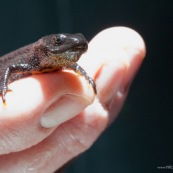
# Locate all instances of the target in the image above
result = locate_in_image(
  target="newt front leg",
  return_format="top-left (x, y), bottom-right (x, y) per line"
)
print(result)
top-left (0, 64), bottom-right (32, 104)
top-left (69, 63), bottom-right (97, 94)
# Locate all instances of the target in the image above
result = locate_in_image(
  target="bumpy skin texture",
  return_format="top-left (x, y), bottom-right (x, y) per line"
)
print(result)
top-left (0, 33), bottom-right (96, 103)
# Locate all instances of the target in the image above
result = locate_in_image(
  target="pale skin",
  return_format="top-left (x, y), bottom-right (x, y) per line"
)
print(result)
top-left (0, 27), bottom-right (146, 172)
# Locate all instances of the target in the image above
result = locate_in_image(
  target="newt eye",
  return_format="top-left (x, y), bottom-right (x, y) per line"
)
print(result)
top-left (54, 34), bottom-right (65, 45)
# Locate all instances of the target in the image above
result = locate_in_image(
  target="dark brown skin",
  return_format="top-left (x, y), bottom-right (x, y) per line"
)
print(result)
top-left (0, 33), bottom-right (96, 104)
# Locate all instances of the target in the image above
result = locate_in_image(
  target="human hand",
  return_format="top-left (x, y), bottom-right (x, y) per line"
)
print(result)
top-left (0, 27), bottom-right (145, 172)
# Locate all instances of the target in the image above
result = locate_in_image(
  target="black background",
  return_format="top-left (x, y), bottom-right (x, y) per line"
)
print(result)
top-left (0, 0), bottom-right (172, 173)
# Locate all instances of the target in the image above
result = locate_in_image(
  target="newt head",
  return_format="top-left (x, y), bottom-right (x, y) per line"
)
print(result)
top-left (35, 33), bottom-right (88, 68)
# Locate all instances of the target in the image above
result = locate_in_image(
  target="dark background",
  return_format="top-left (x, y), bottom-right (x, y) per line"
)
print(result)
top-left (0, 0), bottom-right (172, 172)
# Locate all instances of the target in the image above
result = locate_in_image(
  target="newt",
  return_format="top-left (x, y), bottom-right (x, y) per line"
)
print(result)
top-left (0, 33), bottom-right (96, 104)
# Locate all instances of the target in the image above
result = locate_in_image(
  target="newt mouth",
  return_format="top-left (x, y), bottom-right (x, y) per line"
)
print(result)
top-left (71, 44), bottom-right (88, 53)
top-left (48, 44), bottom-right (88, 55)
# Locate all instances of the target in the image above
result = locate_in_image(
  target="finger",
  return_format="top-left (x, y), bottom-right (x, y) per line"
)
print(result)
top-left (0, 99), bottom-right (108, 173)
top-left (0, 70), bottom-right (95, 155)
top-left (79, 27), bottom-right (146, 123)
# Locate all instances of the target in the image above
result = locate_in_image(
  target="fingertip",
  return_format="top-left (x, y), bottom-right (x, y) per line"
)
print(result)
top-left (79, 26), bottom-right (146, 79)
top-left (92, 26), bottom-right (146, 58)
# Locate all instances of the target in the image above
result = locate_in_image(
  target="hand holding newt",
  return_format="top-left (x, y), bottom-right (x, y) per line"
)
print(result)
top-left (0, 27), bottom-right (145, 172)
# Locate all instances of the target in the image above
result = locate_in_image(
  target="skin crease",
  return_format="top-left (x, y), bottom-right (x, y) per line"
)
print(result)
top-left (0, 27), bottom-right (145, 172)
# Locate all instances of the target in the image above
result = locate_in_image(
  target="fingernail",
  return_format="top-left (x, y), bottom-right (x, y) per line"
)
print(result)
top-left (40, 95), bottom-right (90, 128)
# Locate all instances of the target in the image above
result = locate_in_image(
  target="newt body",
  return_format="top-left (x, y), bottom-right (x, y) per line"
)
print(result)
top-left (0, 33), bottom-right (96, 104)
